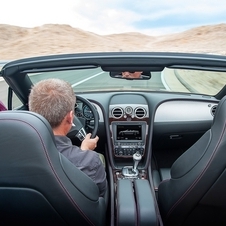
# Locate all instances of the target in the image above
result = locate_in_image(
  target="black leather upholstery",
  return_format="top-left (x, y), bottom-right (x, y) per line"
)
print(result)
top-left (117, 179), bottom-right (137, 226)
top-left (134, 179), bottom-right (158, 226)
top-left (0, 111), bottom-right (106, 226)
top-left (158, 96), bottom-right (226, 226)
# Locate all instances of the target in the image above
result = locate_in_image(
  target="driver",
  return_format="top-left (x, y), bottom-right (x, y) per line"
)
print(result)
top-left (29, 78), bottom-right (107, 197)
top-left (122, 71), bottom-right (143, 78)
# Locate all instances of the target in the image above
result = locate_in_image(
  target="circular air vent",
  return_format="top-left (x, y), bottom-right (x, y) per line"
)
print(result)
top-left (125, 106), bottom-right (133, 115)
top-left (112, 107), bottom-right (124, 119)
top-left (211, 105), bottom-right (217, 116)
top-left (134, 107), bottom-right (146, 118)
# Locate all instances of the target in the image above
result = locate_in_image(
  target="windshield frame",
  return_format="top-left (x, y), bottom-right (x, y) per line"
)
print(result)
top-left (2, 52), bottom-right (226, 105)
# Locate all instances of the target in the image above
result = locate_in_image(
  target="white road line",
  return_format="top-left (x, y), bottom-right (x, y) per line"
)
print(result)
top-left (71, 71), bottom-right (104, 87)
top-left (161, 70), bottom-right (171, 91)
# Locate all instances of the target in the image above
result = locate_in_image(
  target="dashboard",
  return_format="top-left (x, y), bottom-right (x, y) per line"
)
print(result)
top-left (107, 94), bottom-right (149, 164)
top-left (78, 91), bottom-right (218, 171)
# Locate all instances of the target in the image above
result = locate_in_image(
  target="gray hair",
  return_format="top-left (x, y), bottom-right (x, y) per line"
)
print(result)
top-left (29, 78), bottom-right (76, 128)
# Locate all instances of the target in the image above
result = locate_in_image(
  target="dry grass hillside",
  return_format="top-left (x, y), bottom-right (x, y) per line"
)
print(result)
top-left (0, 23), bottom-right (226, 60)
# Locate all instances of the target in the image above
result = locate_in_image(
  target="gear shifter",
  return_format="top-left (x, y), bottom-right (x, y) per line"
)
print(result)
top-left (121, 151), bottom-right (142, 178)
top-left (132, 151), bottom-right (142, 174)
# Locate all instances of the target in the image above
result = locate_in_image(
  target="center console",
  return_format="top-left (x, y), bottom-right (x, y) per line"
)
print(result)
top-left (115, 151), bottom-right (158, 226)
top-left (111, 121), bottom-right (147, 157)
top-left (115, 149), bottom-right (158, 225)
top-left (108, 96), bottom-right (158, 225)
top-left (116, 178), bottom-right (158, 226)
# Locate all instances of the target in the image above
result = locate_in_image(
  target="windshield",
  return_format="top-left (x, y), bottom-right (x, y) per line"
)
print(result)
top-left (28, 67), bottom-right (226, 96)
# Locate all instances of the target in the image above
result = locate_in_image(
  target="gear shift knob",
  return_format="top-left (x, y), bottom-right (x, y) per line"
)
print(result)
top-left (132, 151), bottom-right (142, 173)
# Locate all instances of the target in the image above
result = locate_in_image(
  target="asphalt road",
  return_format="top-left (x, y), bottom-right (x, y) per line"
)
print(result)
top-left (0, 79), bottom-right (9, 107)
top-left (29, 69), bottom-right (164, 91)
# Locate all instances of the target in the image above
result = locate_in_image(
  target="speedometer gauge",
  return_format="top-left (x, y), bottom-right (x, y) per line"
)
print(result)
top-left (83, 105), bottom-right (94, 119)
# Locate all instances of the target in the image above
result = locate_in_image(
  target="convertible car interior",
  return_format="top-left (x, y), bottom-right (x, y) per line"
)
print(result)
top-left (1, 52), bottom-right (226, 225)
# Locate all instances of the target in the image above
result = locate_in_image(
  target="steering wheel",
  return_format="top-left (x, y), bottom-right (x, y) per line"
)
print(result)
top-left (67, 96), bottom-right (99, 141)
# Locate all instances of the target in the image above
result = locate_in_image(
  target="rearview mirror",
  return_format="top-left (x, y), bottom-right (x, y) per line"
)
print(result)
top-left (110, 71), bottom-right (151, 80)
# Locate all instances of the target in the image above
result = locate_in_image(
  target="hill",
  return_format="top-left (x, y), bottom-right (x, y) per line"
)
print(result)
top-left (0, 23), bottom-right (226, 60)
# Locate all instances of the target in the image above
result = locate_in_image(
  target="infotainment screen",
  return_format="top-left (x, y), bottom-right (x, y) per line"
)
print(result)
top-left (116, 124), bottom-right (142, 140)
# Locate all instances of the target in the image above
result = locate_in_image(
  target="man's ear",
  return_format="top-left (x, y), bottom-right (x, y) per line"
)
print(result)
top-left (69, 110), bottom-right (74, 124)
top-left (65, 110), bottom-right (73, 124)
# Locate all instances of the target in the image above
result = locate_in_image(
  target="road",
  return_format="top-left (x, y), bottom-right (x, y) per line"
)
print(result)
top-left (0, 79), bottom-right (9, 107)
top-left (0, 68), bottom-right (166, 108)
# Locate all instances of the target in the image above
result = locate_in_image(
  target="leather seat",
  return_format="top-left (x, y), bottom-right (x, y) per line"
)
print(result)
top-left (0, 111), bottom-right (106, 226)
top-left (158, 95), bottom-right (226, 226)
top-left (0, 100), bottom-right (7, 111)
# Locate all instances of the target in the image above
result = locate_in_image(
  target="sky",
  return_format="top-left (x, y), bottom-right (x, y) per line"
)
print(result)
top-left (0, 0), bottom-right (226, 36)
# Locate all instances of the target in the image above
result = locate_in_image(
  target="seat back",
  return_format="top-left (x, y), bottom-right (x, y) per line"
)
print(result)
top-left (158, 96), bottom-right (226, 226)
top-left (0, 111), bottom-right (106, 226)
top-left (0, 100), bottom-right (7, 111)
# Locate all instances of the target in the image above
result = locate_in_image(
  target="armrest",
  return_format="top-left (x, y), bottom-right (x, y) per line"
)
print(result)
top-left (134, 179), bottom-right (158, 226)
top-left (152, 169), bottom-right (161, 191)
top-left (153, 168), bottom-right (171, 192)
top-left (117, 179), bottom-right (137, 226)
top-left (160, 168), bottom-right (171, 181)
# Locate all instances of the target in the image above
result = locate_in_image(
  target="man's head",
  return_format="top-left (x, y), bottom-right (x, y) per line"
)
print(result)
top-left (29, 78), bottom-right (76, 129)
top-left (122, 71), bottom-right (143, 79)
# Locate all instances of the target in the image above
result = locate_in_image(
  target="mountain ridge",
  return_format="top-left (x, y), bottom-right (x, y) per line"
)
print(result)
top-left (0, 23), bottom-right (225, 60)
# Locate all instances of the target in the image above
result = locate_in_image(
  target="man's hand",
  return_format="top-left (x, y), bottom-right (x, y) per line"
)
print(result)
top-left (80, 133), bottom-right (99, 151)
